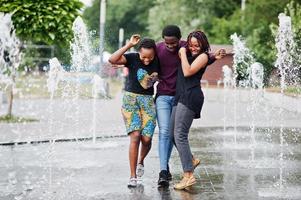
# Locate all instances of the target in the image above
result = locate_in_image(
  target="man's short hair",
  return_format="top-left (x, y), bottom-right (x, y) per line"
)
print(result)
top-left (162, 25), bottom-right (181, 39)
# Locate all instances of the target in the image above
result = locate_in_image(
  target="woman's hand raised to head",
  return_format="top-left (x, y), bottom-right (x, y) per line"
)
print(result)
top-left (129, 34), bottom-right (141, 47)
top-left (109, 35), bottom-right (140, 65)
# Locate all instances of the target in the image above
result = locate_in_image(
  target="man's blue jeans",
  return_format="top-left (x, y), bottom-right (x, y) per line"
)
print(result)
top-left (156, 95), bottom-right (174, 171)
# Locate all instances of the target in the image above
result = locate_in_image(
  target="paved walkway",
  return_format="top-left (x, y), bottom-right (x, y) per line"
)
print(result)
top-left (1, 126), bottom-right (300, 200)
top-left (1, 88), bottom-right (300, 144)
top-left (0, 88), bottom-right (301, 199)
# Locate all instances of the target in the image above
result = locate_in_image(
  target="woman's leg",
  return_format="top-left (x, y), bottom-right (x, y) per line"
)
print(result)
top-left (138, 135), bottom-right (152, 165)
top-left (121, 92), bottom-right (143, 187)
top-left (174, 103), bottom-right (195, 173)
top-left (136, 94), bottom-right (156, 166)
top-left (171, 105), bottom-right (201, 170)
top-left (129, 131), bottom-right (141, 178)
top-left (173, 103), bottom-right (197, 189)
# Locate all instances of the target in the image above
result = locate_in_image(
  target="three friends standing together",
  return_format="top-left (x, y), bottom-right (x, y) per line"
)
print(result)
top-left (109, 25), bottom-right (226, 190)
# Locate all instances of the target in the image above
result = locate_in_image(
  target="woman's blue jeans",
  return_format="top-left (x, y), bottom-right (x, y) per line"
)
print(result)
top-left (156, 95), bottom-right (174, 171)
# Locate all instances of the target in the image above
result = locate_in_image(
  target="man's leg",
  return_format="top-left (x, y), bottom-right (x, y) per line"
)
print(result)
top-left (156, 95), bottom-right (174, 186)
top-left (156, 95), bottom-right (174, 171)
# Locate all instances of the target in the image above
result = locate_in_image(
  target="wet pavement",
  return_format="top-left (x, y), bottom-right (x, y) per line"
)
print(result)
top-left (0, 88), bottom-right (301, 199)
top-left (0, 127), bottom-right (301, 200)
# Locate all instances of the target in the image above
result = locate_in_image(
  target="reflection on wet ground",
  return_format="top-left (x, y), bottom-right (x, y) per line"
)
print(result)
top-left (0, 127), bottom-right (300, 199)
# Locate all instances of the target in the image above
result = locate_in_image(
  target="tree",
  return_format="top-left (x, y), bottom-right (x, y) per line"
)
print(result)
top-left (0, 0), bottom-right (83, 45)
top-left (148, 0), bottom-right (240, 41)
top-left (0, 0), bottom-right (83, 64)
top-left (83, 0), bottom-right (154, 53)
top-left (148, 0), bottom-right (189, 41)
top-left (209, 0), bottom-right (298, 85)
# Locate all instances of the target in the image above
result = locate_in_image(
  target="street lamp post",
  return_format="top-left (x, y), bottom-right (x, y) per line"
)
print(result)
top-left (99, 0), bottom-right (106, 74)
top-left (118, 28), bottom-right (124, 49)
top-left (241, 0), bottom-right (246, 11)
top-left (241, 0), bottom-right (246, 21)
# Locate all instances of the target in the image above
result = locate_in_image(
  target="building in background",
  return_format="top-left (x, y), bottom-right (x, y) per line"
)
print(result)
top-left (202, 44), bottom-right (234, 86)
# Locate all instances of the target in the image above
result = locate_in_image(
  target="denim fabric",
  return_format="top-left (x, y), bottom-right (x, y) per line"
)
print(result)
top-left (156, 95), bottom-right (174, 171)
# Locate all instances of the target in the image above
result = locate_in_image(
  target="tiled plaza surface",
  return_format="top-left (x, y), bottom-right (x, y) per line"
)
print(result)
top-left (1, 127), bottom-right (300, 200)
top-left (0, 88), bottom-right (300, 199)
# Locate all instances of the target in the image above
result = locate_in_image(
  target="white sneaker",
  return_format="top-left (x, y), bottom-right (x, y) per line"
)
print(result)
top-left (136, 164), bottom-right (144, 178)
top-left (127, 177), bottom-right (137, 188)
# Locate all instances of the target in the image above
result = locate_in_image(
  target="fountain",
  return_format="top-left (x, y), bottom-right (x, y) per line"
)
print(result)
top-left (70, 16), bottom-right (106, 143)
top-left (91, 74), bottom-right (107, 143)
top-left (0, 13), bottom-right (22, 116)
top-left (217, 13), bottom-right (301, 199)
top-left (222, 65), bottom-right (233, 132)
top-left (228, 33), bottom-right (256, 142)
top-left (47, 58), bottom-right (64, 99)
top-left (249, 62), bottom-right (264, 89)
top-left (270, 12), bottom-right (296, 196)
top-left (248, 62), bottom-right (264, 163)
top-left (275, 13), bottom-right (299, 90)
top-left (230, 33), bottom-right (255, 87)
top-left (70, 16), bottom-right (91, 73)
top-left (222, 65), bottom-right (234, 88)
top-left (92, 74), bottom-right (109, 98)
top-left (33, 16), bottom-right (113, 198)
top-left (70, 16), bottom-right (109, 97)
top-left (44, 16), bottom-right (113, 147)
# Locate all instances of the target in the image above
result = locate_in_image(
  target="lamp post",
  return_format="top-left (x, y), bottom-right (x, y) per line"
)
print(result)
top-left (241, 0), bottom-right (246, 21)
top-left (118, 28), bottom-right (124, 49)
top-left (241, 0), bottom-right (246, 11)
top-left (99, 0), bottom-right (106, 74)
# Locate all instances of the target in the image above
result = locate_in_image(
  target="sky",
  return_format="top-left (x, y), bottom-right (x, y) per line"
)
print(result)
top-left (81, 0), bottom-right (93, 7)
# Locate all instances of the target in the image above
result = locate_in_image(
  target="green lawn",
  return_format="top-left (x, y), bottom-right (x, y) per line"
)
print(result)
top-left (266, 86), bottom-right (301, 97)
top-left (0, 114), bottom-right (39, 123)
top-left (1, 73), bottom-right (123, 99)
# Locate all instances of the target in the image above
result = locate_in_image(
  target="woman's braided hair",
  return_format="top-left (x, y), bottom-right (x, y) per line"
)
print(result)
top-left (186, 30), bottom-right (210, 56)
